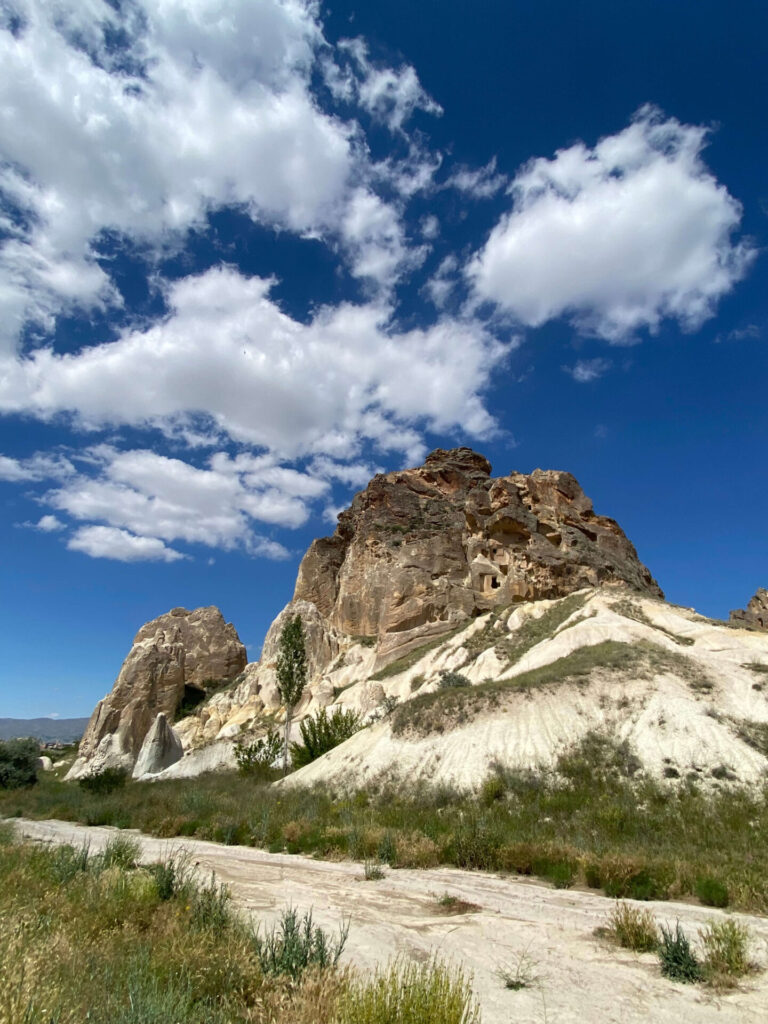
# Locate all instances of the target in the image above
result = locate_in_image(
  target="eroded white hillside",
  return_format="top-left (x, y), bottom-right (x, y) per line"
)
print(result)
top-left (278, 588), bottom-right (768, 791)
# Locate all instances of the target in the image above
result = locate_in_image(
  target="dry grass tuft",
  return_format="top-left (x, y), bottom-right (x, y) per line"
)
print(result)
top-left (605, 902), bottom-right (659, 952)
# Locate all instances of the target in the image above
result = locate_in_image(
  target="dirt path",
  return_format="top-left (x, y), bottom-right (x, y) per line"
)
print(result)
top-left (13, 818), bottom-right (768, 1024)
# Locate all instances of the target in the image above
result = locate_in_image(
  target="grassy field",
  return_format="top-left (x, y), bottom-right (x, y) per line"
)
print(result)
top-left (0, 824), bottom-right (478, 1024)
top-left (3, 734), bottom-right (767, 913)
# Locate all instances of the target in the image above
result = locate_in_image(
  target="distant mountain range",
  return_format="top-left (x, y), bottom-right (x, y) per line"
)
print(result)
top-left (0, 718), bottom-right (89, 743)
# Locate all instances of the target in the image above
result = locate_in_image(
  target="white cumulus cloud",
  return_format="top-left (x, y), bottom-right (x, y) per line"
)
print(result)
top-left (0, 266), bottom-right (508, 458)
top-left (0, 0), bottom-right (440, 352)
top-left (468, 106), bottom-right (754, 341)
top-left (67, 525), bottom-right (186, 563)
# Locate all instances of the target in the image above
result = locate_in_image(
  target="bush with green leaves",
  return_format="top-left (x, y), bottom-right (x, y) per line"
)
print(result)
top-left (290, 707), bottom-right (361, 769)
top-left (77, 766), bottom-right (128, 794)
top-left (234, 730), bottom-right (282, 776)
top-left (658, 922), bottom-right (703, 982)
top-left (98, 834), bottom-right (140, 871)
top-left (439, 670), bottom-right (470, 689)
top-left (0, 738), bottom-right (39, 789)
top-left (700, 918), bottom-right (752, 985)
top-left (252, 906), bottom-right (349, 979)
top-left (695, 875), bottom-right (729, 907)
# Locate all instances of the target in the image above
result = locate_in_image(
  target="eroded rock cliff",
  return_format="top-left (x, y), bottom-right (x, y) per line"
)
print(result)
top-left (295, 447), bottom-right (662, 660)
top-left (67, 606), bottom-right (246, 779)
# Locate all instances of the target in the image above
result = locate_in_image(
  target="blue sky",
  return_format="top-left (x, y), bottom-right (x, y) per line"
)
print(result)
top-left (1, 0), bottom-right (766, 718)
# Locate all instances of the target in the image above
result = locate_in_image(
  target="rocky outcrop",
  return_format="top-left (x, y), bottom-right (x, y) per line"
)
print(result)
top-left (70, 448), bottom-right (665, 777)
top-left (132, 713), bottom-right (184, 778)
top-left (295, 447), bottom-right (662, 662)
top-left (730, 588), bottom-right (768, 631)
top-left (67, 606), bottom-right (246, 779)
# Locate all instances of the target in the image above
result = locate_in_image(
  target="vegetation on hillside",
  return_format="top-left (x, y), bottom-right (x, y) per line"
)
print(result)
top-left (0, 825), bottom-right (478, 1024)
top-left (3, 734), bottom-right (768, 913)
top-left (290, 707), bottom-right (362, 769)
top-left (390, 639), bottom-right (712, 736)
top-left (0, 738), bottom-right (39, 790)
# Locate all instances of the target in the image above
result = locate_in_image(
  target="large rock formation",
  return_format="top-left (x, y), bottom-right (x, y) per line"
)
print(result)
top-left (730, 588), bottom-right (768, 631)
top-left (67, 606), bottom-right (246, 779)
top-left (295, 447), bottom-right (662, 661)
top-left (70, 448), bottom-right (665, 774)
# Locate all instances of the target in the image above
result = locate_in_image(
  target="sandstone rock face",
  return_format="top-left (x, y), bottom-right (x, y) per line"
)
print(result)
top-left (67, 606), bottom-right (246, 779)
top-left (132, 713), bottom-right (184, 778)
top-left (294, 447), bottom-right (662, 661)
top-left (730, 588), bottom-right (768, 631)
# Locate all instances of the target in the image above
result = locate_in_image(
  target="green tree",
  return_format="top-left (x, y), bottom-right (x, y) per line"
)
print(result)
top-left (290, 707), bottom-right (361, 769)
top-left (276, 614), bottom-right (308, 773)
top-left (0, 738), bottom-right (40, 789)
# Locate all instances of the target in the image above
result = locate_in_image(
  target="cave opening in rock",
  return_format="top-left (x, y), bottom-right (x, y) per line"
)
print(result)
top-left (177, 684), bottom-right (207, 719)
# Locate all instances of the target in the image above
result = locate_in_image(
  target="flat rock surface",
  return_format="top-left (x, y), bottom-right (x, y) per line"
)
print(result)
top-left (13, 818), bottom-right (768, 1024)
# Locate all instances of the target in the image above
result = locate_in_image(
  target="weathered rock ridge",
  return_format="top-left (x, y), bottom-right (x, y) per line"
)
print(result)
top-left (730, 588), bottom-right (768, 631)
top-left (67, 607), bottom-right (246, 779)
top-left (295, 447), bottom-right (662, 658)
top-left (70, 448), bottom-right (664, 776)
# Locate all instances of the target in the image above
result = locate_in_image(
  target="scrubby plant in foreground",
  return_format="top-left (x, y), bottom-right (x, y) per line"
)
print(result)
top-left (0, 834), bottom-right (479, 1024)
top-left (253, 906), bottom-right (349, 979)
top-left (605, 902), bottom-right (658, 952)
top-left (335, 957), bottom-right (480, 1024)
top-left (658, 922), bottom-right (703, 983)
top-left (700, 919), bottom-right (753, 987)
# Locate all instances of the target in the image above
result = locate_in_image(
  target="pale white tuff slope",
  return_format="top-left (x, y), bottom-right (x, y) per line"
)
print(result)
top-left (14, 819), bottom-right (768, 1024)
top-left (280, 587), bottom-right (768, 791)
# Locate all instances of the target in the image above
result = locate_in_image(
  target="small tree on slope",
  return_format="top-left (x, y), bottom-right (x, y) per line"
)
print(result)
top-left (276, 614), bottom-right (308, 774)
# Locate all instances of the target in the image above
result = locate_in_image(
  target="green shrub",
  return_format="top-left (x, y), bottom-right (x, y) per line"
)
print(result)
top-left (479, 774), bottom-right (505, 806)
top-left (335, 957), bottom-right (480, 1024)
top-left (658, 922), bottom-right (703, 982)
top-left (700, 919), bottom-right (752, 985)
top-left (49, 841), bottom-right (91, 883)
top-left (190, 874), bottom-right (233, 931)
top-left (0, 738), bottom-right (39, 790)
top-left (364, 858), bottom-right (385, 880)
top-left (253, 907), bottom-right (349, 979)
top-left (452, 815), bottom-right (502, 870)
top-left (377, 830), bottom-right (397, 865)
top-left (532, 854), bottom-right (577, 889)
top-left (600, 859), bottom-right (669, 901)
top-left (290, 707), bottom-right (362, 769)
top-left (696, 876), bottom-right (729, 907)
top-left (439, 670), bottom-right (470, 689)
top-left (606, 902), bottom-right (658, 952)
top-left (77, 766), bottom-right (128, 794)
top-left (148, 854), bottom-right (193, 902)
top-left (99, 834), bottom-right (141, 871)
top-left (234, 730), bottom-right (282, 776)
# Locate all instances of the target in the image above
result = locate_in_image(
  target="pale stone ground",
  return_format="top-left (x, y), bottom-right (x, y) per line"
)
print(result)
top-left (13, 818), bottom-right (768, 1024)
